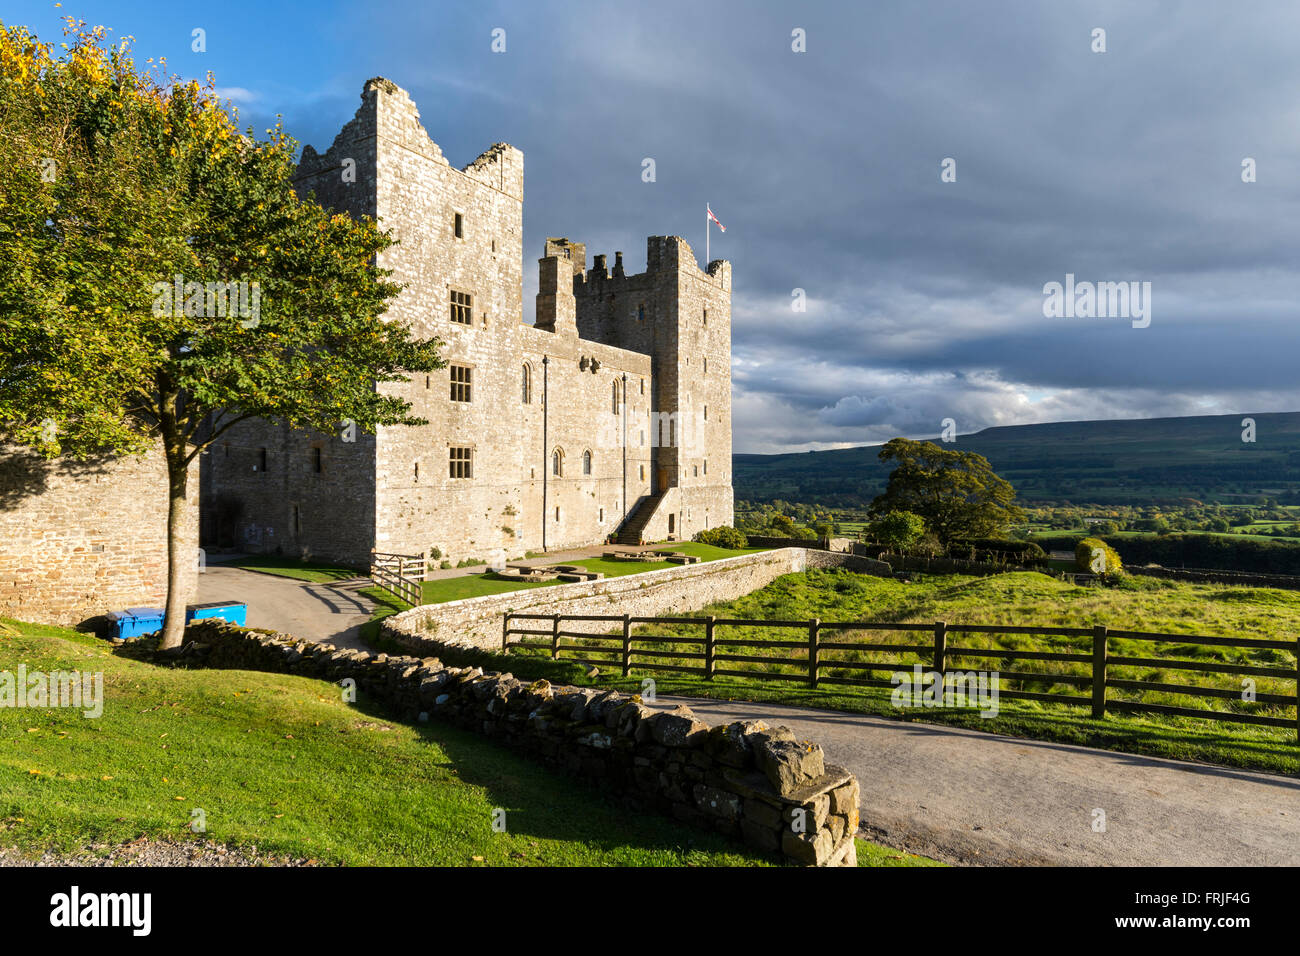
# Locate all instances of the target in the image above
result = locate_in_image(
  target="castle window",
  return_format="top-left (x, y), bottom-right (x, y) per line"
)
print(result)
top-left (551, 448), bottom-right (563, 477)
top-left (703, 308), bottom-right (708, 326)
top-left (521, 364), bottom-right (531, 404)
top-left (611, 380), bottom-right (620, 414)
top-left (449, 446), bottom-right (473, 479)
top-left (637, 303), bottom-right (645, 322)
top-left (453, 212), bottom-right (464, 239)
top-left (599, 507), bottom-right (604, 522)
top-left (311, 446), bottom-right (322, 473)
top-left (640, 429), bottom-right (645, 446)
top-left (450, 289), bottom-right (473, 325)
top-left (223, 442), bottom-right (230, 457)
top-left (582, 450), bottom-right (592, 475)
top-left (704, 405), bottom-right (708, 421)
top-left (639, 464), bottom-right (645, 481)
top-left (693, 464), bottom-right (699, 477)
top-left (257, 447), bottom-right (267, 473)
top-left (450, 364), bottom-right (472, 402)
top-left (704, 460), bottom-right (708, 475)
top-left (555, 506), bottom-right (561, 522)
top-left (703, 358), bottom-right (707, 374)
top-left (414, 461), bottom-right (420, 481)
top-left (640, 378), bottom-right (645, 395)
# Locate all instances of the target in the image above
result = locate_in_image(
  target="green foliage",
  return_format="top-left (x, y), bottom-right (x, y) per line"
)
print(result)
top-left (693, 526), bottom-right (749, 549)
top-left (867, 510), bottom-right (926, 550)
top-left (1035, 532), bottom-right (1300, 576)
top-left (1076, 537), bottom-right (1124, 575)
top-left (0, 23), bottom-right (445, 647)
top-left (869, 438), bottom-right (1025, 543)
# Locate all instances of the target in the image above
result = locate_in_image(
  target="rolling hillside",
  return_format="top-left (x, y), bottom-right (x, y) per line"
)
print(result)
top-left (734, 411), bottom-right (1300, 506)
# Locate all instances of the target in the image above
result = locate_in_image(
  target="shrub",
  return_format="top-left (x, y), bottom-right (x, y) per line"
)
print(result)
top-left (693, 526), bottom-right (749, 550)
top-left (1076, 537), bottom-right (1124, 575)
top-left (868, 511), bottom-right (926, 551)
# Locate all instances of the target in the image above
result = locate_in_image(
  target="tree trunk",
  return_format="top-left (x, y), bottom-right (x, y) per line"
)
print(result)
top-left (158, 429), bottom-right (191, 651)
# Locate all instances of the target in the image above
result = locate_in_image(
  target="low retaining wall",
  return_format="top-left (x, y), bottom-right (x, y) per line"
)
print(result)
top-left (174, 619), bottom-right (861, 867)
top-left (387, 548), bottom-right (810, 651)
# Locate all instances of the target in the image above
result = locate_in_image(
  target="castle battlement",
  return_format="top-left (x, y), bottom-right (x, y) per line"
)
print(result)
top-left (203, 79), bottom-right (733, 566)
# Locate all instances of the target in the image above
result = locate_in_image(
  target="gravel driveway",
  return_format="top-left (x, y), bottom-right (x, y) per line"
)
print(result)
top-left (657, 695), bottom-right (1300, 867)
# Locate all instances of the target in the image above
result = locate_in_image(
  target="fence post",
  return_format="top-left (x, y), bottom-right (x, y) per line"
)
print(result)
top-left (550, 615), bottom-right (560, 661)
top-left (932, 621), bottom-right (947, 675)
top-left (705, 616), bottom-right (716, 680)
top-left (808, 618), bottom-right (820, 688)
top-left (622, 615), bottom-right (631, 678)
top-left (1092, 625), bottom-right (1108, 719)
top-left (1294, 636), bottom-right (1299, 743)
top-left (502, 613), bottom-right (510, 652)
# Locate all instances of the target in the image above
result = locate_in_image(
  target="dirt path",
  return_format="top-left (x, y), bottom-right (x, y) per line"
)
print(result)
top-left (657, 696), bottom-right (1300, 866)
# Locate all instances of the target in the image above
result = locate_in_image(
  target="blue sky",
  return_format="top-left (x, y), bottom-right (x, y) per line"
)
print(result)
top-left (9, 1), bottom-right (1300, 452)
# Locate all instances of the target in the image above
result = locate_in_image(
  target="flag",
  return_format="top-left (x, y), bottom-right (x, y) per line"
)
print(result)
top-left (707, 204), bottom-right (726, 232)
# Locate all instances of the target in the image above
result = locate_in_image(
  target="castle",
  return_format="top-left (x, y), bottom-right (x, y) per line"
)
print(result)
top-left (200, 78), bottom-right (734, 568)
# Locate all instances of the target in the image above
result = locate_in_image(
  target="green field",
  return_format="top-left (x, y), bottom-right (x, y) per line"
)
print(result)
top-left (486, 570), bottom-right (1300, 775)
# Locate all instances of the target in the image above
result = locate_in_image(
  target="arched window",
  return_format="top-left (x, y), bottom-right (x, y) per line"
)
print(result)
top-left (582, 450), bottom-right (592, 475)
top-left (521, 364), bottom-right (531, 404)
top-left (611, 379), bottom-right (620, 414)
top-left (551, 448), bottom-right (563, 477)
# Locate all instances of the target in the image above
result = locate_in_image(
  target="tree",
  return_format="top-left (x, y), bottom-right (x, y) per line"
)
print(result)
top-left (868, 510), bottom-right (926, 551)
top-left (868, 438), bottom-right (1024, 543)
top-left (0, 22), bottom-right (445, 649)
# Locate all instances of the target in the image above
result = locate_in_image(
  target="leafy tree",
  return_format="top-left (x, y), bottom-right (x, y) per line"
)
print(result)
top-left (868, 438), bottom-right (1024, 543)
top-left (868, 510), bottom-right (926, 551)
top-left (0, 23), bottom-right (444, 649)
top-left (1076, 537), bottom-right (1124, 576)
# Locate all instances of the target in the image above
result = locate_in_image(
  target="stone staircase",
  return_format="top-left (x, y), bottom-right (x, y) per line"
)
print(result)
top-left (614, 491), bottom-right (665, 545)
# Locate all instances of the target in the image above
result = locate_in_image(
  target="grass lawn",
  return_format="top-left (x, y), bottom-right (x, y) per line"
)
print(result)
top-left (417, 542), bottom-right (766, 605)
top-left (0, 618), bottom-right (767, 866)
top-left (0, 617), bottom-right (934, 867)
top-left (209, 554), bottom-right (364, 583)
top-left (452, 570), bottom-right (1300, 776)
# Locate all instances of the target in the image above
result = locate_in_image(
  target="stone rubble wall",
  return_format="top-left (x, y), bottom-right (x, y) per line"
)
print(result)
top-left (0, 440), bottom-right (199, 626)
top-left (173, 619), bottom-right (860, 867)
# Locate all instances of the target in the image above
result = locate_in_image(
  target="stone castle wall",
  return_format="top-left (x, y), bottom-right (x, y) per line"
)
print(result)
top-left (0, 441), bottom-right (198, 625)
top-left (201, 78), bottom-right (734, 567)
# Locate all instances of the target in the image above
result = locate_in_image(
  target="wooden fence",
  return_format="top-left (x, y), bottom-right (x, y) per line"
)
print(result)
top-left (370, 551), bottom-right (424, 607)
top-left (501, 613), bottom-right (1300, 739)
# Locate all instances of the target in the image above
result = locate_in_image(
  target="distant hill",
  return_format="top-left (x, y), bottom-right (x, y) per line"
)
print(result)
top-left (733, 412), bottom-right (1300, 506)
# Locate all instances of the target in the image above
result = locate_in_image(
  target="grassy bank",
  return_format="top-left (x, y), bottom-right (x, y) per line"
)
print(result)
top-left (0, 618), bottom-right (767, 866)
top-left (0, 617), bottom-right (933, 866)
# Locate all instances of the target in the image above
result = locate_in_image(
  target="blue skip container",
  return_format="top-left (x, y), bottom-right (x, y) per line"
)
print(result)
top-left (106, 607), bottom-right (166, 640)
top-left (185, 602), bottom-right (248, 627)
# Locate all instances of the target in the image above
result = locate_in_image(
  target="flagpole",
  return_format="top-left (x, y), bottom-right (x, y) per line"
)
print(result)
top-left (705, 204), bottom-right (710, 266)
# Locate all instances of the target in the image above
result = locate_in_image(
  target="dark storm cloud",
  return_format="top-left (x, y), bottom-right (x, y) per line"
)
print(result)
top-left (267, 0), bottom-right (1300, 452)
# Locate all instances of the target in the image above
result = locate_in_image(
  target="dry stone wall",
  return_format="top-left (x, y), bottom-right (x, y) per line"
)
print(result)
top-left (173, 618), bottom-right (860, 866)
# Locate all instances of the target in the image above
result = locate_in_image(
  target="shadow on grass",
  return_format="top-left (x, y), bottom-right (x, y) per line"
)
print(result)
top-left (331, 680), bottom-right (774, 865)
